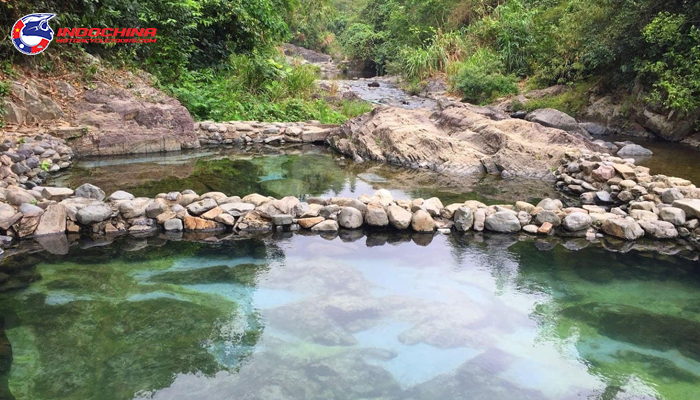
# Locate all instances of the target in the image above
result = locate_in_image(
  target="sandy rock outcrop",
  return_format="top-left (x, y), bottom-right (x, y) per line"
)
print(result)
top-left (70, 84), bottom-right (199, 156)
top-left (327, 104), bottom-right (602, 180)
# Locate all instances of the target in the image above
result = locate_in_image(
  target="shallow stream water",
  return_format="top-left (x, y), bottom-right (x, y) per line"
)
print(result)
top-left (9, 136), bottom-right (700, 400)
top-left (49, 144), bottom-right (557, 205)
top-left (1, 233), bottom-right (699, 399)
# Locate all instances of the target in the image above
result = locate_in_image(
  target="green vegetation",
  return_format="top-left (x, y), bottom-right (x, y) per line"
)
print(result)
top-left (0, 0), bottom-right (370, 124)
top-left (2, 0), bottom-right (698, 122)
top-left (298, 0), bottom-right (700, 118)
top-left (0, 80), bottom-right (9, 128)
top-left (513, 81), bottom-right (594, 117)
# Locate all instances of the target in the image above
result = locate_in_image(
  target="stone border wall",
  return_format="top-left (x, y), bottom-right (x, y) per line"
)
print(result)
top-left (0, 133), bottom-right (74, 190)
top-left (195, 120), bottom-right (335, 146)
top-left (0, 129), bottom-right (698, 255)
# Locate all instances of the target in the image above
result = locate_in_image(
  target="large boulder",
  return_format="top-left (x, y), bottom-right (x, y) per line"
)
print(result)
top-left (411, 210), bottom-right (435, 232)
top-left (639, 220), bottom-right (678, 239)
top-left (525, 108), bottom-right (580, 132)
top-left (34, 204), bottom-right (67, 236)
top-left (601, 217), bottom-right (644, 240)
top-left (70, 83), bottom-right (199, 156)
top-left (386, 205), bottom-right (412, 230)
top-left (338, 207), bottom-right (363, 229)
top-left (76, 203), bottom-right (113, 225)
top-left (535, 210), bottom-right (561, 227)
top-left (485, 211), bottom-right (521, 233)
top-left (562, 213), bottom-right (592, 232)
top-left (672, 199), bottom-right (700, 219)
top-left (186, 198), bottom-right (218, 216)
top-left (617, 144), bottom-right (653, 157)
top-left (453, 207), bottom-right (474, 232)
top-left (327, 105), bottom-right (601, 181)
top-left (659, 207), bottom-right (686, 226)
top-left (364, 203), bottom-right (389, 227)
top-left (75, 183), bottom-right (106, 201)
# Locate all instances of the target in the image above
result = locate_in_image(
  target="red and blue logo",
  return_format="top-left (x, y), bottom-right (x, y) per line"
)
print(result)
top-left (11, 13), bottom-right (55, 55)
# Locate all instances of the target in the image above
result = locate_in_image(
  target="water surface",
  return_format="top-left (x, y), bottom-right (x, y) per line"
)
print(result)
top-left (1, 234), bottom-right (699, 399)
top-left (51, 145), bottom-right (557, 205)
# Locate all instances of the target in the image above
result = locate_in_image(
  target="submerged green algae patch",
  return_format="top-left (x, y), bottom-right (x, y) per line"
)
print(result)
top-left (508, 240), bottom-right (700, 400)
top-left (149, 263), bottom-right (266, 286)
top-left (0, 239), bottom-right (273, 400)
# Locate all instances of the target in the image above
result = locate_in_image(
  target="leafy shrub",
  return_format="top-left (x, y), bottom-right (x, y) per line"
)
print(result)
top-left (523, 81), bottom-right (593, 117)
top-left (449, 49), bottom-right (519, 104)
top-left (637, 12), bottom-right (700, 116)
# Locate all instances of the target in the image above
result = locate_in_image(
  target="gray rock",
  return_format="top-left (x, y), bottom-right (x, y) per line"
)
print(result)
top-left (659, 207), bottom-right (686, 226)
top-left (601, 217), bottom-right (644, 240)
top-left (19, 203), bottom-right (43, 214)
top-left (164, 218), bottom-right (183, 231)
top-left (517, 211), bottom-right (532, 226)
top-left (338, 207), bottom-right (363, 229)
top-left (292, 202), bottom-right (310, 218)
top-left (453, 207), bottom-right (474, 232)
top-left (617, 144), bottom-right (653, 157)
top-left (485, 211), bottom-right (522, 233)
top-left (220, 202), bottom-right (255, 216)
top-left (562, 213), bottom-right (592, 231)
top-left (661, 188), bottom-right (684, 204)
top-left (386, 205), bottom-right (412, 230)
top-left (320, 204), bottom-right (340, 218)
top-left (617, 190), bottom-right (634, 203)
top-left (272, 214), bottom-right (293, 226)
top-left (76, 203), bottom-right (113, 225)
top-left (596, 191), bottom-right (612, 204)
top-left (672, 199), bottom-right (700, 219)
top-left (311, 220), bottom-right (339, 232)
top-left (186, 198), bottom-right (218, 216)
top-left (107, 190), bottom-right (135, 201)
top-left (473, 209), bottom-right (486, 231)
top-left (146, 200), bottom-right (168, 218)
top-left (523, 224), bottom-right (538, 234)
top-left (579, 122), bottom-right (609, 136)
top-left (364, 203), bottom-right (389, 227)
top-left (118, 198), bottom-right (150, 219)
top-left (535, 210), bottom-right (561, 227)
top-left (41, 187), bottom-right (74, 201)
top-left (639, 220), bottom-right (678, 239)
top-left (34, 204), bottom-right (67, 236)
top-left (75, 183), bottom-right (106, 201)
top-left (536, 198), bottom-right (563, 211)
top-left (411, 210), bottom-right (435, 232)
top-left (526, 108), bottom-right (580, 131)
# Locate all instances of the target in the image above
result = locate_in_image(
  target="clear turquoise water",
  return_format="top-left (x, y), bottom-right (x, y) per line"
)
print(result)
top-left (50, 145), bottom-right (558, 205)
top-left (1, 234), bottom-right (699, 400)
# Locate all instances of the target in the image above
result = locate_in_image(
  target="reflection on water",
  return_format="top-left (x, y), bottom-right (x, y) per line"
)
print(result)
top-left (1, 234), bottom-right (699, 399)
top-left (50, 145), bottom-right (558, 205)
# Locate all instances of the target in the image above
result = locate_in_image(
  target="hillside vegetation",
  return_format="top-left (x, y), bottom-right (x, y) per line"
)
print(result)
top-left (1, 0), bottom-right (698, 128)
top-left (289, 0), bottom-right (699, 120)
top-left (0, 0), bottom-right (370, 125)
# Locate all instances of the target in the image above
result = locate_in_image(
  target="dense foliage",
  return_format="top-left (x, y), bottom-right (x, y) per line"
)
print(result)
top-left (0, 0), bottom-right (370, 123)
top-left (315, 0), bottom-right (699, 118)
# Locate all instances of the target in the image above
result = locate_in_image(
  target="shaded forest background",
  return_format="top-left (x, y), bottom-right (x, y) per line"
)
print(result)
top-left (0, 0), bottom-right (698, 125)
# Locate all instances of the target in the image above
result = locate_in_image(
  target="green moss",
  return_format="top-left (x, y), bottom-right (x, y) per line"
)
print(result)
top-left (149, 264), bottom-right (265, 286)
top-left (0, 239), bottom-right (272, 400)
top-left (523, 81), bottom-right (594, 117)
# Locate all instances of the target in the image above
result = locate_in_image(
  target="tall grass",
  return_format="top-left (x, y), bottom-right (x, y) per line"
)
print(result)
top-left (391, 31), bottom-right (471, 80)
top-left (167, 52), bottom-right (371, 124)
